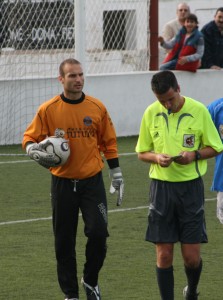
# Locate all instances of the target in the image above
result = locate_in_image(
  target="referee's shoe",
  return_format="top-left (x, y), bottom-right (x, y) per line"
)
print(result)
top-left (183, 285), bottom-right (199, 300)
top-left (81, 277), bottom-right (101, 300)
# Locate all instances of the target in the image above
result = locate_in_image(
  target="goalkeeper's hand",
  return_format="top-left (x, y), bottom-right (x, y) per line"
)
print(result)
top-left (109, 167), bottom-right (124, 206)
top-left (26, 141), bottom-right (58, 169)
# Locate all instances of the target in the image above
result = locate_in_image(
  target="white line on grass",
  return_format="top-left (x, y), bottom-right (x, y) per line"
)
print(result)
top-left (0, 199), bottom-right (217, 226)
top-left (0, 153), bottom-right (217, 226)
top-left (0, 160), bottom-right (32, 164)
top-left (0, 152), bottom-right (137, 164)
top-left (0, 206), bottom-right (149, 226)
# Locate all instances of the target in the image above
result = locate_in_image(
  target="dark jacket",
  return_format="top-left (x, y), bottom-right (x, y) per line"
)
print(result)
top-left (201, 20), bottom-right (223, 68)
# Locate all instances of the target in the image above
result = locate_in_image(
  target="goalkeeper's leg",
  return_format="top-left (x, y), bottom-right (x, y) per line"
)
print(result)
top-left (51, 175), bottom-right (80, 299)
top-left (83, 236), bottom-right (107, 288)
top-left (79, 172), bottom-right (109, 287)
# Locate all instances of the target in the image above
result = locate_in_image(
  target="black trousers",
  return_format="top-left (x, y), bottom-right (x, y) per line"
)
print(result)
top-left (51, 172), bottom-right (109, 299)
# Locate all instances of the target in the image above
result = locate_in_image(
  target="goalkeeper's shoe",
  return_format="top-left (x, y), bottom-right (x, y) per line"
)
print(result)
top-left (81, 277), bottom-right (101, 300)
top-left (183, 285), bottom-right (199, 300)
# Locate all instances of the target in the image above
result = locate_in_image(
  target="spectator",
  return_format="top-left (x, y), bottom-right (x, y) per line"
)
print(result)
top-left (201, 7), bottom-right (223, 69)
top-left (158, 14), bottom-right (204, 72)
top-left (207, 98), bottom-right (223, 224)
top-left (162, 2), bottom-right (190, 41)
top-left (159, 3), bottom-right (190, 64)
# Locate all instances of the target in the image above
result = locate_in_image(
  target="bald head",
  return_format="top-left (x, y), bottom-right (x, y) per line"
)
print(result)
top-left (176, 3), bottom-right (190, 24)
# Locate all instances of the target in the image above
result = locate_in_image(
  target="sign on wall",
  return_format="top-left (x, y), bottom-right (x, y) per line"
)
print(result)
top-left (0, 0), bottom-right (75, 50)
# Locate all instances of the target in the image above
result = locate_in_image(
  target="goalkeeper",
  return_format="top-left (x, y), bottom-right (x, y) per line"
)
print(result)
top-left (22, 58), bottom-right (124, 300)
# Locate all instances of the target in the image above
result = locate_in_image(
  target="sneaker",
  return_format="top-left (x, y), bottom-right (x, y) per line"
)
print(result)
top-left (64, 298), bottom-right (79, 300)
top-left (81, 277), bottom-right (101, 300)
top-left (183, 285), bottom-right (199, 300)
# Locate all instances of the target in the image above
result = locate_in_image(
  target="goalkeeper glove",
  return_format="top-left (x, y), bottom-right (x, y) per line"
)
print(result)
top-left (26, 140), bottom-right (58, 168)
top-left (109, 167), bottom-right (124, 206)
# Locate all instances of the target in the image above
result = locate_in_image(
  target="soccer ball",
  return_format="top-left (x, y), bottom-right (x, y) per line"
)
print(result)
top-left (39, 136), bottom-right (70, 167)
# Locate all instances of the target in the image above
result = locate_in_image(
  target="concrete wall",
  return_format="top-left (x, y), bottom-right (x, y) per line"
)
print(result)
top-left (85, 70), bottom-right (223, 137)
top-left (1, 69), bottom-right (223, 145)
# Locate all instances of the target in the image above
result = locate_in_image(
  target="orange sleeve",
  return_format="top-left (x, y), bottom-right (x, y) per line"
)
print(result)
top-left (22, 108), bottom-right (50, 149)
top-left (98, 108), bottom-right (118, 160)
top-left (22, 95), bottom-right (61, 149)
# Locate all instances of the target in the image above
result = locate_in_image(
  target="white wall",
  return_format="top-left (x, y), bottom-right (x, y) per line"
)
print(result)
top-left (1, 69), bottom-right (223, 145)
top-left (85, 70), bottom-right (223, 137)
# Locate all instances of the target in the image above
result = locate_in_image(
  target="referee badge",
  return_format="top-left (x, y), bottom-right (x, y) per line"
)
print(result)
top-left (219, 125), bottom-right (223, 139)
top-left (183, 134), bottom-right (195, 148)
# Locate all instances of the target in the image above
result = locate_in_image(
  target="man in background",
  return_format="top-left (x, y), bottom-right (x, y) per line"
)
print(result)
top-left (201, 7), bottom-right (223, 69)
top-left (159, 3), bottom-right (190, 64)
top-left (162, 2), bottom-right (191, 41)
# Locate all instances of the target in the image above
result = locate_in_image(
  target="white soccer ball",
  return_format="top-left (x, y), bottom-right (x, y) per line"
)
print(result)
top-left (39, 136), bottom-right (70, 167)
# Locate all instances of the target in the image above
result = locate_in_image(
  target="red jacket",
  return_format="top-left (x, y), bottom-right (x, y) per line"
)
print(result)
top-left (163, 27), bottom-right (202, 72)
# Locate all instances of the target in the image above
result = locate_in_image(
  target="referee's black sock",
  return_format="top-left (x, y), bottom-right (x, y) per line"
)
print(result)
top-left (184, 259), bottom-right (202, 295)
top-left (156, 265), bottom-right (174, 300)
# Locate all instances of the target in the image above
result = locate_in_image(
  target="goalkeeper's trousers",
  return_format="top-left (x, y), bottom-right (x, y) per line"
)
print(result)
top-left (51, 172), bottom-right (109, 299)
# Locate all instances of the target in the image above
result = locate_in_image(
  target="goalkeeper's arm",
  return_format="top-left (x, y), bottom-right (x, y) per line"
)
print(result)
top-left (107, 158), bottom-right (124, 206)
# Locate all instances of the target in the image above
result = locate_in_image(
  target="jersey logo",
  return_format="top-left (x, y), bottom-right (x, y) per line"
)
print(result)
top-left (83, 116), bottom-right (93, 126)
top-left (219, 125), bottom-right (223, 139)
top-left (54, 128), bottom-right (65, 138)
top-left (153, 132), bottom-right (159, 139)
top-left (183, 134), bottom-right (195, 148)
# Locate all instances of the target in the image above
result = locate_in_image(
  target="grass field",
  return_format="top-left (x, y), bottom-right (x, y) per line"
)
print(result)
top-left (0, 136), bottom-right (222, 300)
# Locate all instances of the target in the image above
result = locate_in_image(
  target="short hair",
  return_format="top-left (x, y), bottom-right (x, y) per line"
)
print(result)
top-left (177, 2), bottom-right (190, 12)
top-left (185, 13), bottom-right (198, 24)
top-left (216, 7), bottom-right (223, 15)
top-left (151, 71), bottom-right (179, 94)
top-left (59, 58), bottom-right (81, 76)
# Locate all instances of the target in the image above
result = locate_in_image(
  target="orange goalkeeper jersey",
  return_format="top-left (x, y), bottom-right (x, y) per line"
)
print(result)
top-left (22, 93), bottom-right (118, 179)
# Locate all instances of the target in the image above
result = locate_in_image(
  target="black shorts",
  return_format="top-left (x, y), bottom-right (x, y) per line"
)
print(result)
top-left (146, 178), bottom-right (208, 244)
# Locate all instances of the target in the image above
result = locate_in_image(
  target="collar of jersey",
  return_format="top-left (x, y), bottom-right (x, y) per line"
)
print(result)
top-left (60, 92), bottom-right (85, 104)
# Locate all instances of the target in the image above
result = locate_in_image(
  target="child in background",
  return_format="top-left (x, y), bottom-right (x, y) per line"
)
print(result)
top-left (159, 14), bottom-right (204, 72)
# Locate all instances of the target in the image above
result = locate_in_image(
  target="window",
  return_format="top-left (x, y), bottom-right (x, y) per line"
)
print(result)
top-left (103, 9), bottom-right (136, 50)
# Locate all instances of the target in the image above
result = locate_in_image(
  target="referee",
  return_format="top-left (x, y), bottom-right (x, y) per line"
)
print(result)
top-left (136, 70), bottom-right (223, 300)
